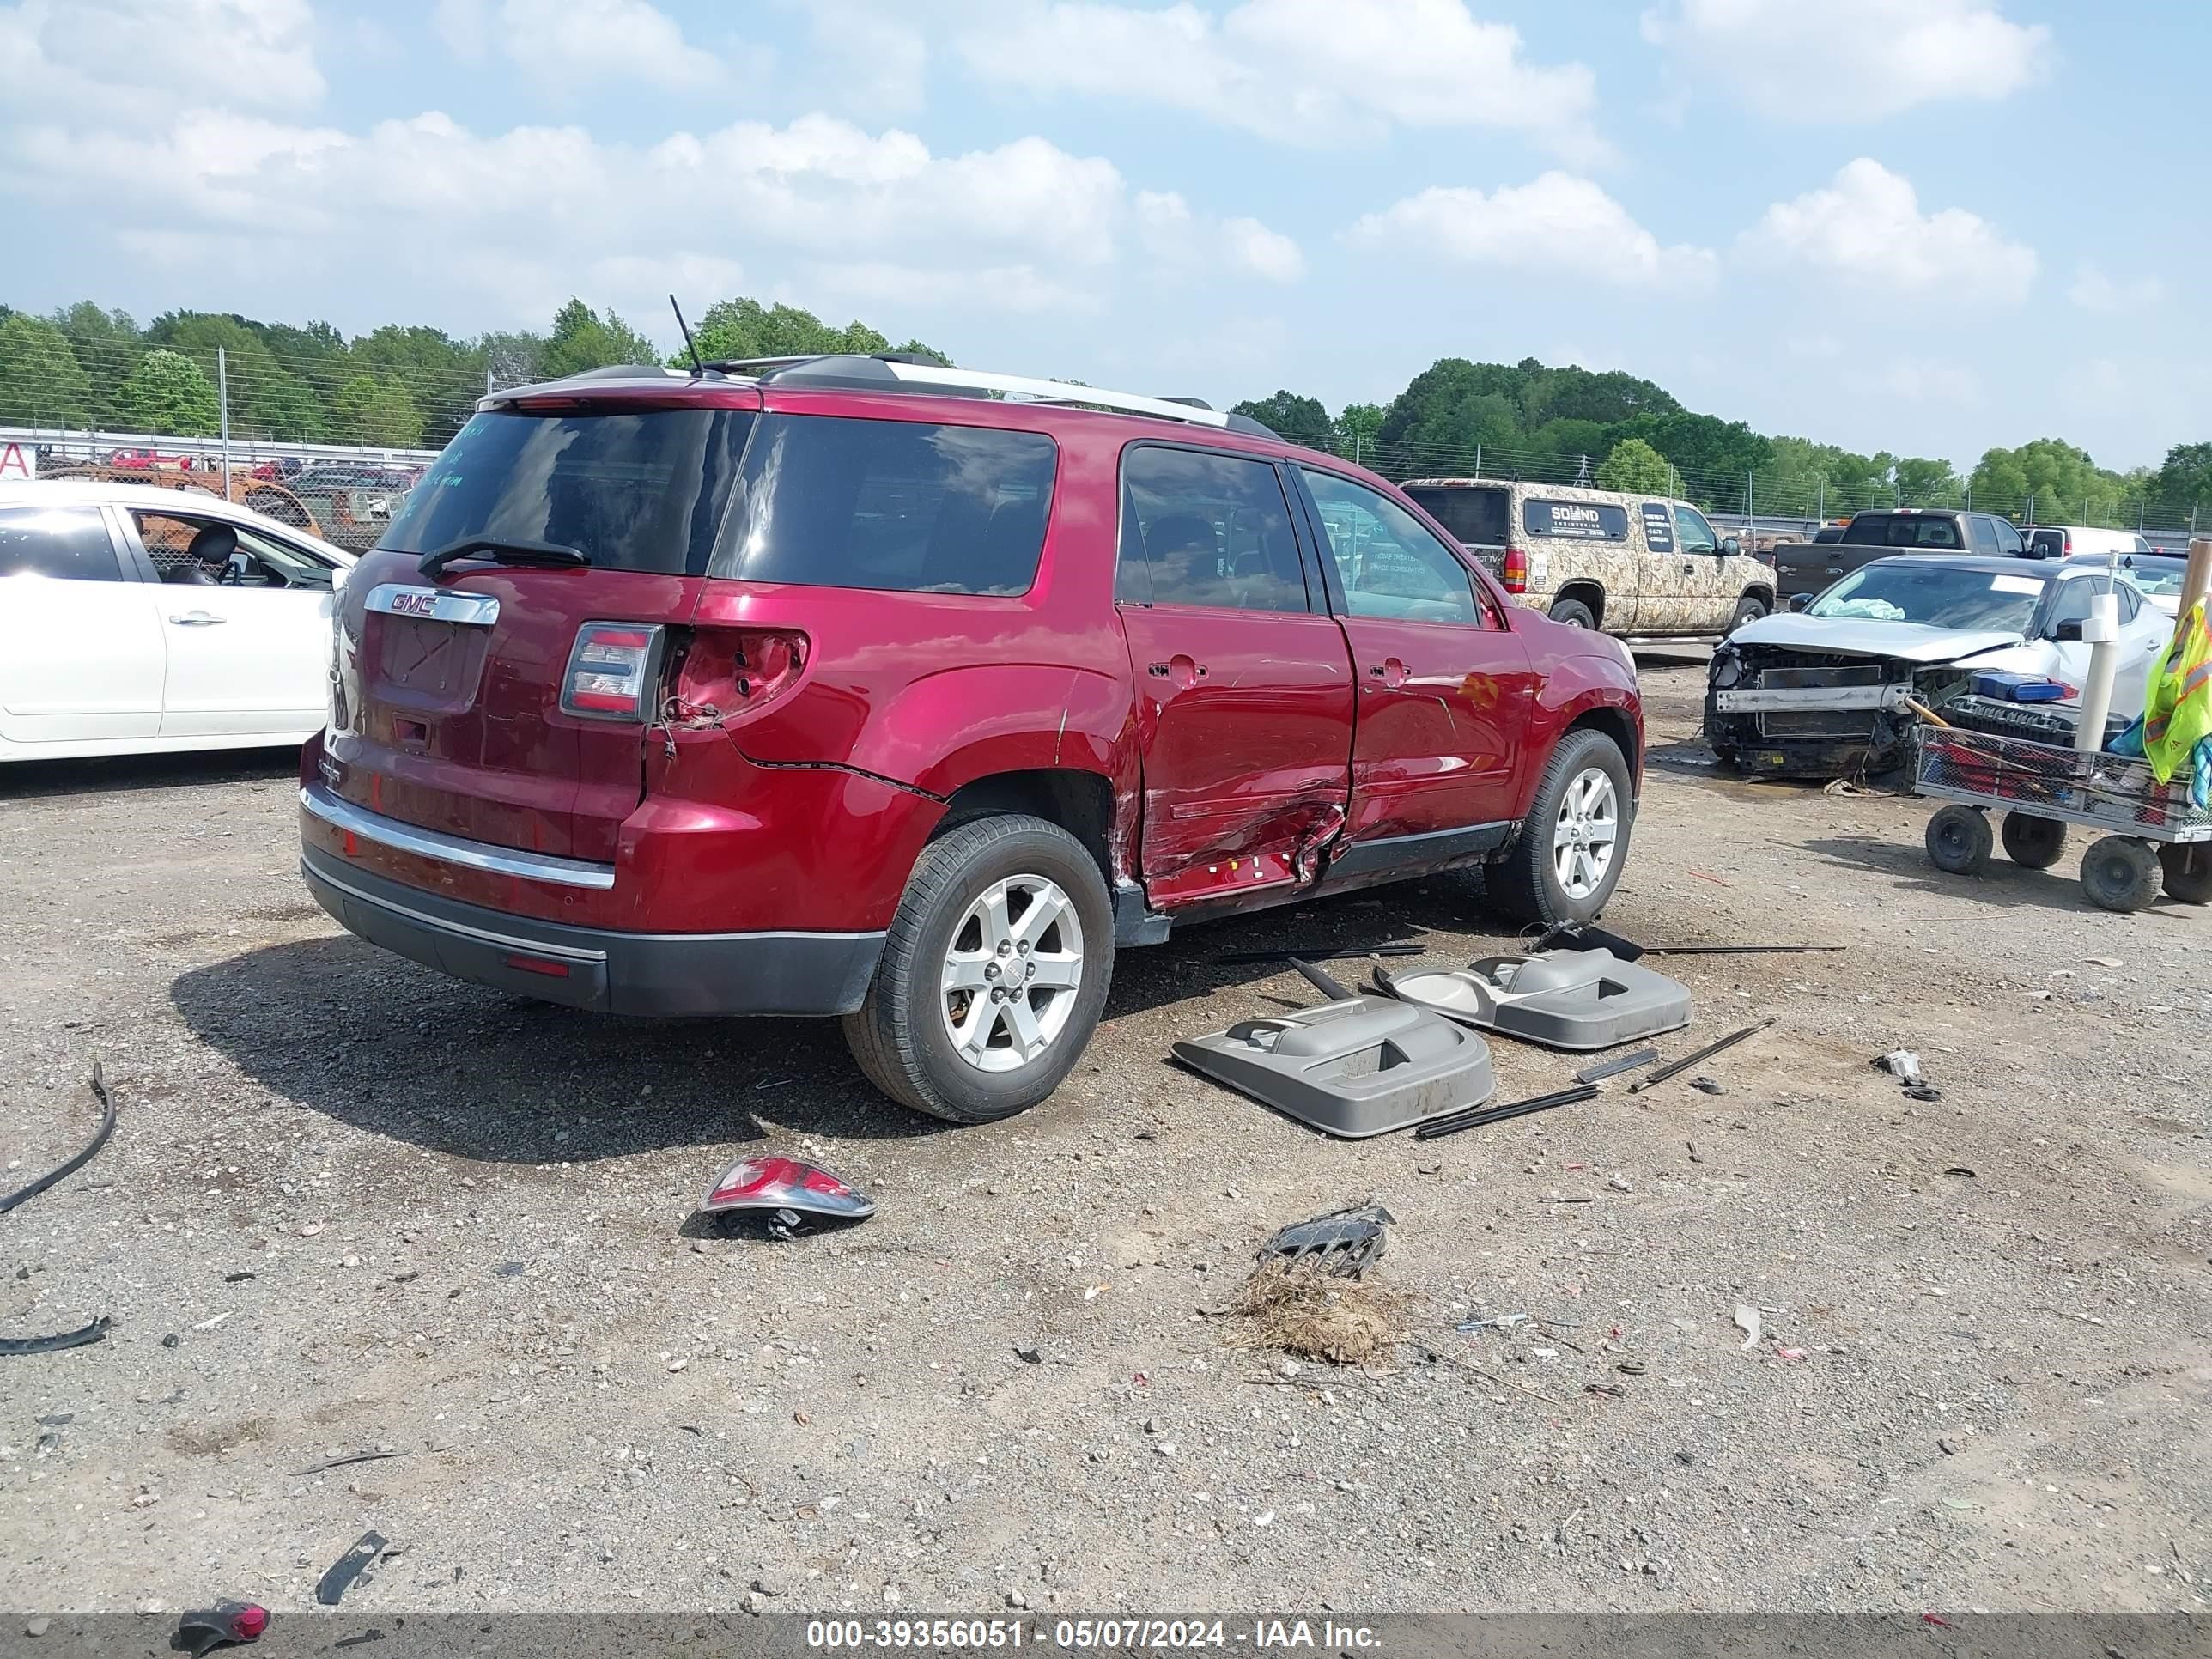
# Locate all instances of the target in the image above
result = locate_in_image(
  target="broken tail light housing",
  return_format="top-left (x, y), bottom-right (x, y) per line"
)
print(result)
top-left (665, 629), bottom-right (808, 725)
top-left (562, 623), bottom-right (665, 721)
top-left (701, 1154), bottom-right (874, 1223)
top-left (1502, 547), bottom-right (1529, 593)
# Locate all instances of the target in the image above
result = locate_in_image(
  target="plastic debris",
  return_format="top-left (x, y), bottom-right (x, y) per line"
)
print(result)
top-left (1733, 1305), bottom-right (1762, 1350)
top-left (1257, 1202), bottom-right (1393, 1279)
top-left (314, 1532), bottom-right (388, 1607)
top-left (174, 1601), bottom-right (269, 1657)
top-left (1689, 1076), bottom-right (1725, 1095)
top-left (1875, 1050), bottom-right (1926, 1087)
top-left (291, 1450), bottom-right (408, 1477)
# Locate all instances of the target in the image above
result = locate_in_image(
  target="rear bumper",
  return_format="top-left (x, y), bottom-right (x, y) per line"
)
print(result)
top-left (301, 845), bottom-right (884, 1018)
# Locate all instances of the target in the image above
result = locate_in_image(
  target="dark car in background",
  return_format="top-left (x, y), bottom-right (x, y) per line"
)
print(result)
top-left (1773, 508), bottom-right (2030, 602)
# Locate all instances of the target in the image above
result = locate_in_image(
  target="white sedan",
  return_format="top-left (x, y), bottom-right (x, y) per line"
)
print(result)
top-left (0, 480), bottom-right (354, 763)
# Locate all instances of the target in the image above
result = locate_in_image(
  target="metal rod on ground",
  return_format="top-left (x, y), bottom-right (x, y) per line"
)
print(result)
top-left (1287, 958), bottom-right (1355, 1002)
top-left (1414, 1084), bottom-right (1601, 1142)
top-left (1218, 945), bottom-right (1424, 965)
top-left (1575, 1048), bottom-right (1660, 1085)
top-left (1626, 1018), bottom-right (1777, 1095)
top-left (1643, 943), bottom-right (1845, 956)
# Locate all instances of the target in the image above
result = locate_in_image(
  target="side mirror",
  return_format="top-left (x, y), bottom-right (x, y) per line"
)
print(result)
top-left (2053, 620), bottom-right (2085, 642)
top-left (1721, 536), bottom-right (1741, 556)
top-left (1787, 593), bottom-right (1813, 613)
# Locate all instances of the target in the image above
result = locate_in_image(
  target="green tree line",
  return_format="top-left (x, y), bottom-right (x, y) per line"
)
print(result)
top-left (0, 295), bottom-right (948, 451)
top-left (1236, 358), bottom-right (2212, 532)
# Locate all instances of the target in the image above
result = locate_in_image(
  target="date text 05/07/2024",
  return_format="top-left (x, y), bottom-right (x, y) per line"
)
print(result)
top-left (803, 1620), bottom-right (1382, 1651)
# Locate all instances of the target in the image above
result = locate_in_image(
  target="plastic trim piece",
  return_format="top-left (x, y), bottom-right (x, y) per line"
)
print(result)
top-left (301, 782), bottom-right (617, 891)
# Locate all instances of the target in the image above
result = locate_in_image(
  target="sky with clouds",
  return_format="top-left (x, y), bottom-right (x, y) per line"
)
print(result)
top-left (3, 0), bottom-right (2201, 469)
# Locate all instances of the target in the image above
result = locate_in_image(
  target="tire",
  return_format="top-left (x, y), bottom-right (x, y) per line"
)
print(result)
top-left (2159, 842), bottom-right (2212, 905)
top-left (2079, 836), bottom-right (2161, 913)
top-left (1484, 727), bottom-right (1634, 926)
top-left (1548, 597), bottom-right (1596, 630)
top-left (1923, 805), bottom-right (1992, 876)
top-left (1999, 812), bottom-right (2066, 870)
top-left (842, 814), bottom-right (1114, 1124)
top-left (1727, 594), bottom-right (1769, 633)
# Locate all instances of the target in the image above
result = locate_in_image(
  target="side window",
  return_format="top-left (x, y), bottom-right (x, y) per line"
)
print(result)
top-left (2047, 580), bottom-right (2097, 636)
top-left (2116, 583), bottom-right (2142, 623)
top-left (1640, 502), bottom-right (1675, 554)
top-left (1299, 468), bottom-right (1482, 626)
top-left (2028, 528), bottom-right (2064, 560)
top-left (1967, 515), bottom-right (1998, 553)
top-left (1673, 505), bottom-right (1717, 554)
top-left (0, 506), bottom-right (125, 581)
top-left (1993, 519), bottom-right (2026, 556)
top-left (726, 416), bottom-right (1056, 595)
top-left (1121, 447), bottom-right (1309, 614)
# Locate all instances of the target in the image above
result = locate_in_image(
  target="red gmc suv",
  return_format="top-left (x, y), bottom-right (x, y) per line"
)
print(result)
top-left (300, 354), bottom-right (1642, 1123)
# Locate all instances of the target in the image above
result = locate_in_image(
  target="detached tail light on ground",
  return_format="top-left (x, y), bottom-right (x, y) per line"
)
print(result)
top-left (701, 1154), bottom-right (875, 1223)
top-left (562, 623), bottom-right (665, 720)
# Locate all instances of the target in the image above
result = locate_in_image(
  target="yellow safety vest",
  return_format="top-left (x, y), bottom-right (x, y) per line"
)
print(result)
top-left (2142, 599), bottom-right (2212, 785)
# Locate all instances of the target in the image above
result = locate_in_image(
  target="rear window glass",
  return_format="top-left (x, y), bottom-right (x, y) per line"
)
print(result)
top-left (1119, 447), bottom-right (1309, 613)
top-left (0, 506), bottom-right (122, 581)
top-left (378, 408), bottom-right (752, 576)
top-left (720, 416), bottom-right (1056, 595)
top-left (1523, 500), bottom-right (1629, 541)
top-left (1402, 484), bottom-right (1509, 547)
top-left (1842, 513), bottom-right (1964, 549)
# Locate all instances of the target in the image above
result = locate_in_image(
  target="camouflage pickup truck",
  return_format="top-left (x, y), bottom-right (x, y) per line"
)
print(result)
top-left (1403, 478), bottom-right (1776, 638)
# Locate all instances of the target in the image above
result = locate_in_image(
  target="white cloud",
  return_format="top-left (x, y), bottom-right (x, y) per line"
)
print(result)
top-left (1641, 0), bottom-right (2051, 121)
top-left (1741, 159), bottom-right (2035, 303)
top-left (0, 89), bottom-right (1297, 331)
top-left (1347, 173), bottom-right (1717, 289)
top-left (3, 0), bottom-right (325, 115)
top-left (960, 0), bottom-right (1605, 161)
top-left (800, 1), bottom-right (929, 115)
top-left (1135, 191), bottom-right (1305, 284)
top-left (2069, 264), bottom-right (2165, 314)
top-left (1222, 217), bottom-right (1304, 284)
top-left (495, 0), bottom-right (722, 91)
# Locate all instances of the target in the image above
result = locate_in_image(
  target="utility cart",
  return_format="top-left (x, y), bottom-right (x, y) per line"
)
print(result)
top-left (1912, 724), bottom-right (2212, 913)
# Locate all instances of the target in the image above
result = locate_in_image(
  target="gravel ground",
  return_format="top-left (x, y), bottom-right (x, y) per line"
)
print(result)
top-left (1, 653), bottom-right (2207, 1618)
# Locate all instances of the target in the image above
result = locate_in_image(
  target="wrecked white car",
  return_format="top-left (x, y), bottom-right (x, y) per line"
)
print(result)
top-left (1705, 556), bottom-right (2171, 778)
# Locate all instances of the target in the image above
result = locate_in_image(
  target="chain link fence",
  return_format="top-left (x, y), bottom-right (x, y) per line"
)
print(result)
top-left (5, 324), bottom-right (2205, 551)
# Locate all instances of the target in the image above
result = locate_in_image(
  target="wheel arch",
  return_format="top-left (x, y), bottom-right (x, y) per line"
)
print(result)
top-left (1552, 581), bottom-right (1607, 628)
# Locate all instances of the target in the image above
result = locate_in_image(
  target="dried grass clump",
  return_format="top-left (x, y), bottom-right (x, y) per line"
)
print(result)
top-left (1231, 1259), bottom-right (1410, 1368)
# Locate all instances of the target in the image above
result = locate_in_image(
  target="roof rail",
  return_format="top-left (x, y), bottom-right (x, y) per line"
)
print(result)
top-left (702, 353), bottom-right (1281, 438)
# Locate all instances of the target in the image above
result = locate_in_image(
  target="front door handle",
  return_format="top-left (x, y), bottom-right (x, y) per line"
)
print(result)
top-left (168, 611), bottom-right (226, 626)
top-left (1150, 658), bottom-right (1207, 685)
top-left (1367, 658), bottom-right (1408, 688)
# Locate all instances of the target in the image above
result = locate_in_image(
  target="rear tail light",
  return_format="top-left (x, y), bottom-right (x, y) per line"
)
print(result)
top-left (701, 1154), bottom-right (875, 1220)
top-left (665, 629), bottom-right (809, 724)
top-left (1502, 547), bottom-right (1529, 593)
top-left (562, 623), bottom-right (665, 721)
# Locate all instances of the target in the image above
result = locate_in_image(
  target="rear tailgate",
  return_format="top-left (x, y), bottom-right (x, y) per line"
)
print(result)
top-left (320, 393), bottom-right (757, 864)
top-left (326, 555), bottom-right (706, 860)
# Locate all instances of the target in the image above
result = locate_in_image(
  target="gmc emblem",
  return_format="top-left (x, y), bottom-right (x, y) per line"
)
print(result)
top-left (392, 591), bottom-right (438, 617)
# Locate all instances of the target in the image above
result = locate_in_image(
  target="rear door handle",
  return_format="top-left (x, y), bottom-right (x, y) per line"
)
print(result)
top-left (168, 611), bottom-right (226, 626)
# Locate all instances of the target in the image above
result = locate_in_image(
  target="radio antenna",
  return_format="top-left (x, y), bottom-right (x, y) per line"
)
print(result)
top-left (670, 295), bottom-right (704, 378)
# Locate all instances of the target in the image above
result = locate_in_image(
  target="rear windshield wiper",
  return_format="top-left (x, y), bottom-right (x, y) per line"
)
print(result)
top-left (418, 537), bottom-right (590, 579)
